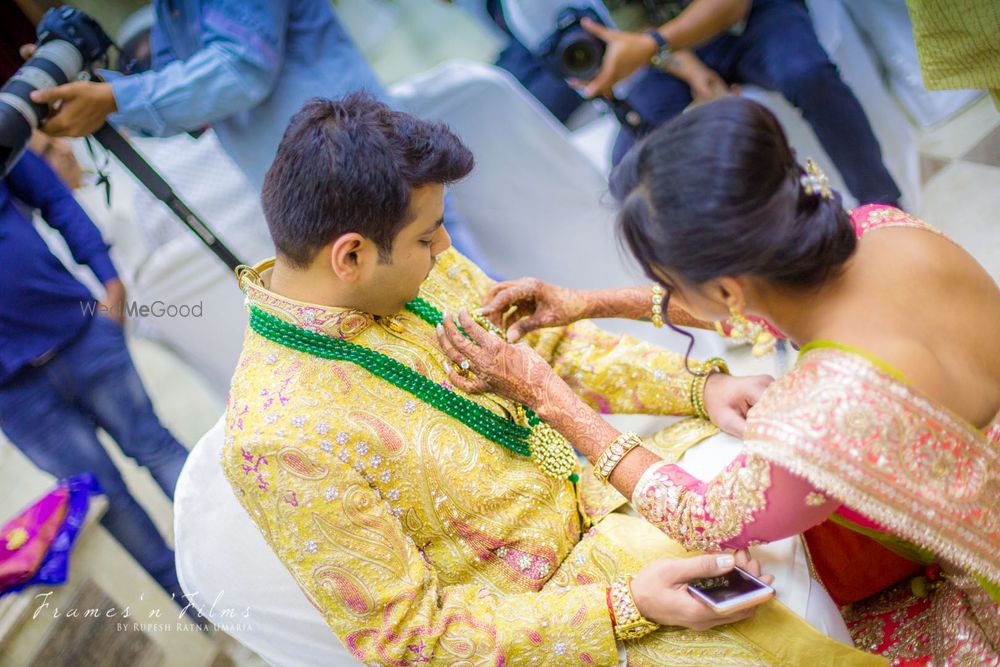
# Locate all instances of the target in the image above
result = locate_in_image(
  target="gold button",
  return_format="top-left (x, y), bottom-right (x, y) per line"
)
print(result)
top-left (381, 317), bottom-right (406, 333)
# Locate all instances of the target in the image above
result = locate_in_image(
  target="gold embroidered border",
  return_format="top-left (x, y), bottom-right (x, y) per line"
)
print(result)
top-left (631, 454), bottom-right (771, 552)
top-left (744, 348), bottom-right (999, 587)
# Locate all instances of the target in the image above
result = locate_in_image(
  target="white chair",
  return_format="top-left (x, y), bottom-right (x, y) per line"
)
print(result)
top-left (174, 417), bottom-right (365, 666)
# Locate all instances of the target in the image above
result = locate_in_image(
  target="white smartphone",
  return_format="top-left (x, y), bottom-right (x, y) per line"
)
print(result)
top-left (687, 566), bottom-right (775, 614)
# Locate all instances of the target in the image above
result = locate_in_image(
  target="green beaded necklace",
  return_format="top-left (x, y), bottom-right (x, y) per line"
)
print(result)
top-left (248, 298), bottom-right (579, 482)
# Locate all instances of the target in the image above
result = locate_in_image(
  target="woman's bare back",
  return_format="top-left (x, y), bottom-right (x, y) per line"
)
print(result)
top-left (815, 226), bottom-right (1000, 429)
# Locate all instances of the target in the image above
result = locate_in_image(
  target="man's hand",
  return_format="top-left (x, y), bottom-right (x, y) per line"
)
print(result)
top-left (29, 81), bottom-right (117, 137)
top-left (578, 18), bottom-right (657, 99)
top-left (632, 550), bottom-right (773, 630)
top-left (702, 373), bottom-right (773, 437)
top-left (668, 51), bottom-right (734, 104)
top-left (99, 278), bottom-right (127, 326)
top-left (21, 43), bottom-right (117, 137)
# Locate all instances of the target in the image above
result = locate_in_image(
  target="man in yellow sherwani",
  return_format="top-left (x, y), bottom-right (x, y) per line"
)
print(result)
top-left (222, 94), bottom-right (879, 665)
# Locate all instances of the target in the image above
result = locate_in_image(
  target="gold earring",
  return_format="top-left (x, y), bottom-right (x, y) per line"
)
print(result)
top-left (727, 308), bottom-right (777, 357)
top-left (727, 307), bottom-right (763, 345)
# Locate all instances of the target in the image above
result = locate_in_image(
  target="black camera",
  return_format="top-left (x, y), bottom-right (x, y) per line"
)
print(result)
top-left (538, 7), bottom-right (607, 81)
top-left (0, 6), bottom-right (112, 177)
top-left (536, 6), bottom-right (652, 136)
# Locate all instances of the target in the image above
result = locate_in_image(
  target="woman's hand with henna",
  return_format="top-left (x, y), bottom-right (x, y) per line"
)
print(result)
top-left (478, 278), bottom-right (590, 343)
top-left (436, 308), bottom-right (564, 408)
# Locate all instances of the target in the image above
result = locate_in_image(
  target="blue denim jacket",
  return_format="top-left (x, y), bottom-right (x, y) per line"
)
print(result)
top-left (110, 0), bottom-right (386, 188)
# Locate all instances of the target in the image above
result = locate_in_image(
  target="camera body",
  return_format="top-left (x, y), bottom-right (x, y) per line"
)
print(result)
top-left (535, 6), bottom-right (652, 135)
top-left (537, 7), bottom-right (608, 81)
top-left (0, 6), bottom-right (112, 177)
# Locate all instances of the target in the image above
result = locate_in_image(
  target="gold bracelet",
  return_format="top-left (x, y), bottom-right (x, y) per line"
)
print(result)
top-left (609, 575), bottom-right (658, 641)
top-left (593, 431), bottom-right (643, 483)
top-left (689, 356), bottom-right (730, 420)
top-left (650, 284), bottom-right (665, 328)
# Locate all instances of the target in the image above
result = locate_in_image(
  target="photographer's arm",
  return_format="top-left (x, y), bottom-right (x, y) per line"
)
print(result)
top-left (654, 0), bottom-right (750, 51)
top-left (9, 149), bottom-right (125, 319)
top-left (581, 0), bottom-right (749, 98)
top-left (108, 0), bottom-right (289, 137)
top-left (28, 0), bottom-right (288, 138)
top-left (8, 150), bottom-right (117, 286)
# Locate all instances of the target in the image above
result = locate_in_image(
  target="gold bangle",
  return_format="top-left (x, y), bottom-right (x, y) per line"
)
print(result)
top-left (689, 356), bottom-right (730, 420)
top-left (650, 284), bottom-right (665, 328)
top-left (593, 431), bottom-right (643, 483)
top-left (609, 575), bottom-right (658, 641)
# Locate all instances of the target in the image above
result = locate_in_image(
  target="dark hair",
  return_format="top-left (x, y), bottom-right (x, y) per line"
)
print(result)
top-left (611, 97), bottom-right (856, 291)
top-left (262, 93), bottom-right (474, 267)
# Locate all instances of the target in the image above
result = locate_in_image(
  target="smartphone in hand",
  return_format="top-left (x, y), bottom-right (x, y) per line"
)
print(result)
top-left (687, 566), bottom-right (774, 614)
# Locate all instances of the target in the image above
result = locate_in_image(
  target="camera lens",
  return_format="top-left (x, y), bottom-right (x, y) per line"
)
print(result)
top-left (560, 39), bottom-right (603, 79)
top-left (0, 40), bottom-right (83, 176)
top-left (1, 6), bottom-right (112, 177)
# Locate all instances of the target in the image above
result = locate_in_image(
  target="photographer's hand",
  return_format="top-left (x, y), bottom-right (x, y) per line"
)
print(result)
top-left (578, 0), bottom-right (749, 99)
top-left (30, 82), bottom-right (117, 137)
top-left (668, 51), bottom-right (735, 104)
top-left (99, 277), bottom-right (127, 326)
top-left (20, 43), bottom-right (117, 137)
top-left (579, 19), bottom-right (656, 99)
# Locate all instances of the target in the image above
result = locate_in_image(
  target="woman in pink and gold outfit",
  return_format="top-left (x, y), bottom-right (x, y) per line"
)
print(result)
top-left (439, 98), bottom-right (999, 665)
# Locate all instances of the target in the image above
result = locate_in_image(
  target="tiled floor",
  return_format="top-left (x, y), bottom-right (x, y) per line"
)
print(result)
top-left (914, 96), bottom-right (1000, 283)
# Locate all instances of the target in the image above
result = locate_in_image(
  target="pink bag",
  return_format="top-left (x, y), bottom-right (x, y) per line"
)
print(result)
top-left (0, 486), bottom-right (70, 591)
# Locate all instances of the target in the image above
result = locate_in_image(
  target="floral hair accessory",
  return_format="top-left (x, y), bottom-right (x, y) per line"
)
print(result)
top-left (800, 158), bottom-right (832, 199)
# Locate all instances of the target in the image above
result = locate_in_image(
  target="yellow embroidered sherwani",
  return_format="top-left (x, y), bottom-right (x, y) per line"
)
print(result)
top-left (223, 249), bottom-right (878, 666)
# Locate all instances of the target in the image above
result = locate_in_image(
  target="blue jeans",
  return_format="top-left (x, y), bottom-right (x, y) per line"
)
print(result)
top-left (615, 0), bottom-right (901, 206)
top-left (0, 315), bottom-right (188, 601)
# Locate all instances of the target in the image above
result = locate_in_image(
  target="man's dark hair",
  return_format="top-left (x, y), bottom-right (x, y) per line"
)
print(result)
top-left (261, 93), bottom-right (474, 267)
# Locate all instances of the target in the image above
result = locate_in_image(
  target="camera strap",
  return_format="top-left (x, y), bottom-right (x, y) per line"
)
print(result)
top-left (92, 122), bottom-right (245, 272)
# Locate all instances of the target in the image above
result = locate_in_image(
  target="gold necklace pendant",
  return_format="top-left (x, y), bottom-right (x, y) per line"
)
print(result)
top-left (529, 421), bottom-right (578, 480)
top-left (514, 404), bottom-right (577, 479)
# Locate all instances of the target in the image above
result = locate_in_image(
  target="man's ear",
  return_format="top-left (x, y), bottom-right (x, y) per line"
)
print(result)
top-left (329, 233), bottom-right (372, 282)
